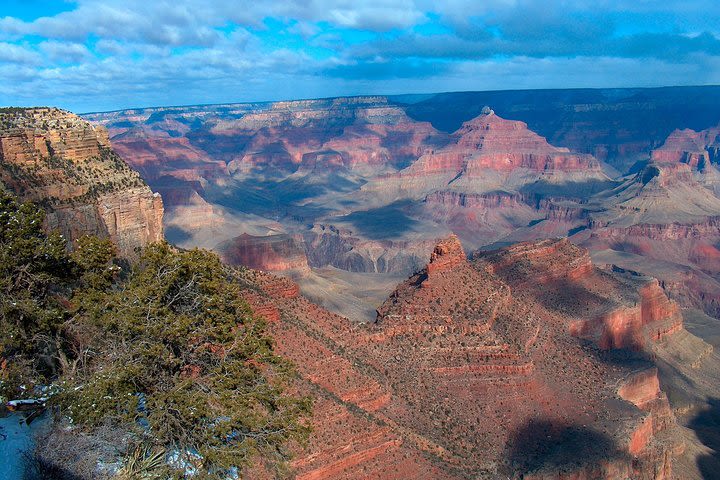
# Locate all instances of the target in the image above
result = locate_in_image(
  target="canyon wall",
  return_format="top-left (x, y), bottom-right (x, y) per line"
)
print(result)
top-left (0, 108), bottom-right (163, 256)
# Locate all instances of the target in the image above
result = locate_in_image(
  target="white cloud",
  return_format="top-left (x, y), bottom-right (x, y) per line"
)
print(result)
top-left (0, 42), bottom-right (41, 64)
top-left (39, 41), bottom-right (93, 63)
top-left (0, 0), bottom-right (718, 112)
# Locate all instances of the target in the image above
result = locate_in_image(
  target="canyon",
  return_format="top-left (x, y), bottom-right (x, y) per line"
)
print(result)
top-left (83, 87), bottom-right (720, 325)
top-left (45, 86), bottom-right (720, 477)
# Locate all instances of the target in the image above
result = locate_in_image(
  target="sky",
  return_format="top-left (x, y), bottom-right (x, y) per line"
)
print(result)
top-left (1, 0), bottom-right (719, 112)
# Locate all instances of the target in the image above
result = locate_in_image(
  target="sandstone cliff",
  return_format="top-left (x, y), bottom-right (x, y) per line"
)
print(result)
top-left (0, 107), bottom-right (163, 256)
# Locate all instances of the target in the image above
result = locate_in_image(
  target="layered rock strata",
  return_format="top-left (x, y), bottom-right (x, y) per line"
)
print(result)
top-left (362, 108), bottom-right (611, 203)
top-left (236, 237), bottom-right (684, 479)
top-left (0, 108), bottom-right (163, 255)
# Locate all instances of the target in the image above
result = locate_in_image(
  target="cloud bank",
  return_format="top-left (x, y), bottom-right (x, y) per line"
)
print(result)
top-left (0, 0), bottom-right (718, 111)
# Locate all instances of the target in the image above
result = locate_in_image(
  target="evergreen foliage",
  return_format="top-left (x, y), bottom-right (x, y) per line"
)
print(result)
top-left (0, 191), bottom-right (311, 478)
top-left (0, 190), bottom-right (74, 395)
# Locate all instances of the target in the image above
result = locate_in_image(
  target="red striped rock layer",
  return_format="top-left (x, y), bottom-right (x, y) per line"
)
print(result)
top-left (235, 269), bottom-right (458, 480)
top-left (397, 110), bottom-right (604, 180)
top-left (236, 236), bottom-right (683, 478)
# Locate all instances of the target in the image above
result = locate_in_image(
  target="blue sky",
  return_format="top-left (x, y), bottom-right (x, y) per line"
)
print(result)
top-left (1, 0), bottom-right (719, 112)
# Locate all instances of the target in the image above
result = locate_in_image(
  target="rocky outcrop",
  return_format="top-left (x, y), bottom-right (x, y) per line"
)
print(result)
top-left (0, 108), bottom-right (163, 256)
top-left (568, 279), bottom-right (684, 350)
top-left (482, 238), bottom-right (594, 284)
top-left (371, 238), bottom-right (682, 478)
top-left (217, 233), bottom-right (309, 272)
top-left (651, 125), bottom-right (720, 169)
top-left (426, 234), bottom-right (465, 276)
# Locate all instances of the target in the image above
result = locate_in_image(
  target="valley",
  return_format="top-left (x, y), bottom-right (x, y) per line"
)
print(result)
top-left (2, 88), bottom-right (720, 477)
top-left (84, 86), bottom-right (720, 325)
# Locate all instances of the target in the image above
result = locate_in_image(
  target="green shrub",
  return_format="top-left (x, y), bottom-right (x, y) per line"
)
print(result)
top-left (0, 192), bottom-right (311, 477)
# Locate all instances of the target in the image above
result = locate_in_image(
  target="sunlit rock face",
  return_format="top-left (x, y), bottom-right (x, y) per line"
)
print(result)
top-left (0, 108), bottom-right (163, 256)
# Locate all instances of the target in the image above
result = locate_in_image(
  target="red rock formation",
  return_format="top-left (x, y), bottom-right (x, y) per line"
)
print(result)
top-left (426, 234), bottom-right (465, 276)
top-left (217, 233), bottom-right (309, 272)
top-left (483, 238), bottom-right (594, 284)
top-left (235, 237), bottom-right (681, 478)
top-left (394, 109), bottom-right (607, 187)
top-left (651, 125), bottom-right (720, 169)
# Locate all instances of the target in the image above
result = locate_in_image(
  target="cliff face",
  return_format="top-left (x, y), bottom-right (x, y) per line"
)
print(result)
top-left (234, 237), bottom-right (684, 479)
top-left (651, 125), bottom-right (720, 168)
top-left (0, 108), bottom-right (163, 256)
top-left (217, 233), bottom-right (309, 272)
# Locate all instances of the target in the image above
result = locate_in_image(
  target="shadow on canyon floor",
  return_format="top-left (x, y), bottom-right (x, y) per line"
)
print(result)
top-left (507, 419), bottom-right (628, 475)
top-left (164, 225), bottom-right (192, 244)
top-left (342, 201), bottom-right (420, 240)
top-left (689, 397), bottom-right (720, 480)
top-left (518, 179), bottom-right (618, 198)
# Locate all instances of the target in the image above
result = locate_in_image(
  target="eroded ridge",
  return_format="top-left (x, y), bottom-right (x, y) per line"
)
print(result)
top-left (235, 236), bottom-right (684, 478)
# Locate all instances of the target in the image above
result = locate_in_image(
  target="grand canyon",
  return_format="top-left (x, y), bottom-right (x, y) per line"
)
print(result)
top-left (5, 1), bottom-right (720, 478)
top-left (83, 86), bottom-right (720, 326)
top-left (0, 83), bottom-right (717, 479)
